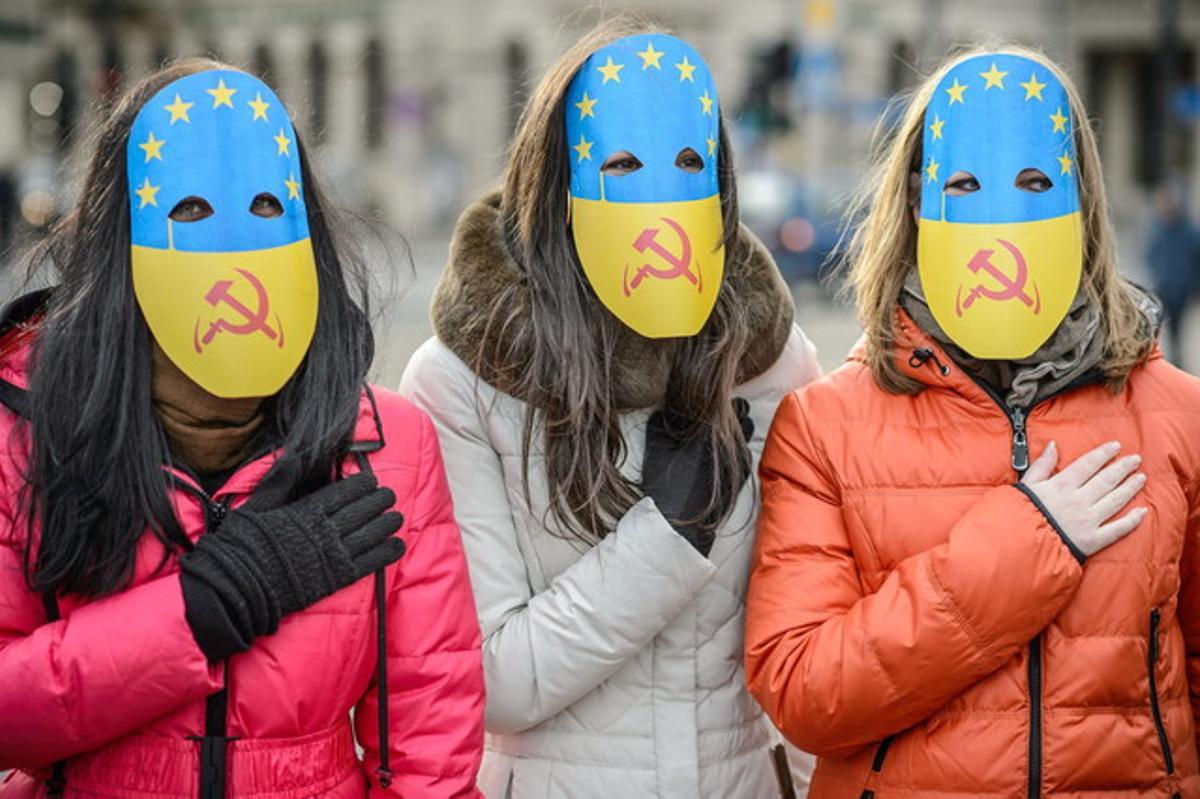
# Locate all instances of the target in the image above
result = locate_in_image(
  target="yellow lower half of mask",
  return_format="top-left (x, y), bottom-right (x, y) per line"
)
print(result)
top-left (131, 240), bottom-right (319, 398)
top-left (917, 213), bottom-right (1083, 360)
top-left (570, 194), bottom-right (725, 339)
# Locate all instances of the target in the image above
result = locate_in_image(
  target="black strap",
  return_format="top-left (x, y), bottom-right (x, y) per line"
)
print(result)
top-left (770, 743), bottom-right (796, 799)
top-left (0, 376), bottom-right (29, 419)
top-left (193, 685), bottom-right (231, 799)
top-left (355, 450), bottom-right (393, 788)
top-left (41, 592), bottom-right (67, 797)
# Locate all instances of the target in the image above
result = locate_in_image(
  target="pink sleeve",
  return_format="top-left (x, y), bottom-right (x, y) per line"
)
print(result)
top-left (355, 411), bottom-right (485, 798)
top-left (0, 544), bottom-right (223, 767)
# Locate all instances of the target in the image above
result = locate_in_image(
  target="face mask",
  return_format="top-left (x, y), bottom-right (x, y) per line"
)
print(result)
top-left (127, 69), bottom-right (318, 398)
top-left (917, 53), bottom-right (1082, 360)
top-left (566, 33), bottom-right (724, 339)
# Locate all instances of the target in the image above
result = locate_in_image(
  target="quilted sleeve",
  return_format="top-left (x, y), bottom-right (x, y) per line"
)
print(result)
top-left (745, 390), bottom-right (1085, 757)
top-left (1177, 468), bottom-right (1200, 755)
top-left (0, 543), bottom-right (223, 767)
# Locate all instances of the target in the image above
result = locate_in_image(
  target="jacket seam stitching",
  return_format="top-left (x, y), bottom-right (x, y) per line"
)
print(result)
top-left (926, 551), bottom-right (991, 658)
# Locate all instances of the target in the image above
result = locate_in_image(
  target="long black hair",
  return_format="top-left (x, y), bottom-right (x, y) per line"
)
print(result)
top-left (20, 58), bottom-right (374, 599)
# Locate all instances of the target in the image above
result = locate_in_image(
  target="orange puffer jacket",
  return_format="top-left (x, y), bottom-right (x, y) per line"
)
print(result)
top-left (746, 308), bottom-right (1200, 798)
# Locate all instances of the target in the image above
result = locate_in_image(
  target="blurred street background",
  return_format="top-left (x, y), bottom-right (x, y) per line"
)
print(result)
top-left (0, 0), bottom-right (1199, 382)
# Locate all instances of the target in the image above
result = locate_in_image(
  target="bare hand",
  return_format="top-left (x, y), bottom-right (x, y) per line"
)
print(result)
top-left (1020, 441), bottom-right (1147, 558)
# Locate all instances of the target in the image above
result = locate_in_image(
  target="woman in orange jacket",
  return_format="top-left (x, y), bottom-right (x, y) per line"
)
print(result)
top-left (745, 46), bottom-right (1200, 797)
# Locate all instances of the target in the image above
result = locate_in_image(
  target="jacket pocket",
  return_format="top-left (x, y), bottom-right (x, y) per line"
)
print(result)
top-left (859, 735), bottom-right (895, 799)
top-left (1148, 608), bottom-right (1181, 798)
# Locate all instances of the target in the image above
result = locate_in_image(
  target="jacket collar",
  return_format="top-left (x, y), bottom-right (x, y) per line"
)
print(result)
top-left (430, 190), bottom-right (797, 409)
top-left (849, 305), bottom-right (1161, 412)
top-left (0, 289), bottom-right (386, 492)
top-left (846, 306), bottom-right (997, 409)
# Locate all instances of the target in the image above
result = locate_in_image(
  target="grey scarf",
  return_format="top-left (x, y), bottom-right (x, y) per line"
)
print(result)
top-left (900, 269), bottom-right (1104, 408)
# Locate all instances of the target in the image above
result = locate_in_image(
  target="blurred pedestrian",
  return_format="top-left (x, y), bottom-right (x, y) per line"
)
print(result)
top-left (0, 60), bottom-right (484, 797)
top-left (400, 17), bottom-right (820, 799)
top-left (1145, 179), bottom-right (1199, 365)
top-left (746, 46), bottom-right (1200, 796)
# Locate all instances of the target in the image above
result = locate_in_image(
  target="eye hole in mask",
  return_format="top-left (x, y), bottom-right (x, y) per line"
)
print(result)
top-left (1014, 167), bottom-right (1053, 193)
top-left (600, 151), bottom-right (643, 176)
top-left (168, 196), bottom-right (214, 223)
top-left (675, 147), bottom-right (704, 173)
top-left (250, 192), bottom-right (284, 218)
top-left (943, 171), bottom-right (980, 196)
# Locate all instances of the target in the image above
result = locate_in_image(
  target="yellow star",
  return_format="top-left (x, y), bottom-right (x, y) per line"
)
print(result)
top-left (247, 92), bottom-right (270, 122)
top-left (945, 78), bottom-right (968, 105)
top-left (698, 90), bottom-right (714, 115)
top-left (597, 57), bottom-right (624, 84)
top-left (979, 62), bottom-right (1008, 90)
top-left (572, 134), bottom-right (593, 162)
top-left (637, 42), bottom-right (665, 70)
top-left (284, 173), bottom-right (301, 201)
top-left (1049, 106), bottom-right (1069, 133)
top-left (138, 131), bottom-right (166, 163)
top-left (575, 92), bottom-right (598, 119)
top-left (1058, 152), bottom-right (1074, 176)
top-left (924, 157), bottom-right (940, 184)
top-left (206, 78), bottom-right (237, 109)
top-left (274, 128), bottom-right (292, 156)
top-left (1020, 73), bottom-right (1047, 101)
top-left (929, 114), bottom-right (945, 140)
top-left (164, 93), bottom-right (193, 124)
top-left (707, 137), bottom-right (718, 157)
top-left (134, 177), bottom-right (160, 209)
top-left (675, 56), bottom-right (698, 83)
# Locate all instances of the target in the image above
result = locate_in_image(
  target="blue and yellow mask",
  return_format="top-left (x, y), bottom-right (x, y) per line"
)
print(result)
top-left (127, 69), bottom-right (318, 398)
top-left (566, 34), bottom-right (723, 339)
top-left (917, 53), bottom-right (1082, 360)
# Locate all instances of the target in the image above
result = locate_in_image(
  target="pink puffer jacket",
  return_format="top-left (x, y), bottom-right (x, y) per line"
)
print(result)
top-left (0, 320), bottom-right (485, 797)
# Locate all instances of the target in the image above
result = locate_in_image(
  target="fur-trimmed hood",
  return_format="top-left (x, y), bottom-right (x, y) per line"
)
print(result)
top-left (430, 190), bottom-right (795, 409)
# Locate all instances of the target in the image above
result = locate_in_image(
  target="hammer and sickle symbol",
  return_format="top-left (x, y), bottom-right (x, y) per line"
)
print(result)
top-left (622, 217), bottom-right (702, 297)
top-left (192, 267), bottom-right (286, 354)
top-left (954, 238), bottom-right (1042, 317)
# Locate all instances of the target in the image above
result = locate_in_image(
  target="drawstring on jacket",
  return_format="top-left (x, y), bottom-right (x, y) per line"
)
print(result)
top-left (909, 347), bottom-right (951, 376)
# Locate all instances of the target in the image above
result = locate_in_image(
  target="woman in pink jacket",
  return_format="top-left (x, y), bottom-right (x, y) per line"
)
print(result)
top-left (0, 60), bottom-right (484, 797)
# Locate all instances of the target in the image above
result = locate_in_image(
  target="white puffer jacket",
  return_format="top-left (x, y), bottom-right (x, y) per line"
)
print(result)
top-left (400, 329), bottom-right (818, 798)
top-left (398, 193), bottom-right (820, 798)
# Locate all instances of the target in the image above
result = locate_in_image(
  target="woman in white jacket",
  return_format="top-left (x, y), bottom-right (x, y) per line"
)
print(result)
top-left (400, 18), bottom-right (820, 798)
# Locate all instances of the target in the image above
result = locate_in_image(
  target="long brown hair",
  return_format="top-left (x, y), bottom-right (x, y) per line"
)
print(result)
top-left (842, 44), bottom-right (1153, 394)
top-left (485, 15), bottom-right (753, 543)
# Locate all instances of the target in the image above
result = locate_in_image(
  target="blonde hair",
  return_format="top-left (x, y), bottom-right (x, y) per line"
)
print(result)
top-left (842, 44), bottom-right (1153, 394)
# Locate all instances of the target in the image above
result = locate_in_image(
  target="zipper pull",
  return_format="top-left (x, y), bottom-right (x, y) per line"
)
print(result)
top-left (207, 500), bottom-right (228, 532)
top-left (1010, 408), bottom-right (1029, 472)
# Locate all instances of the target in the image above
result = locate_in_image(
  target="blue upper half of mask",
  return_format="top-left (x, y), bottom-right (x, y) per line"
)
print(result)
top-left (566, 34), bottom-right (721, 203)
top-left (127, 69), bottom-right (308, 252)
top-left (920, 53), bottom-right (1080, 224)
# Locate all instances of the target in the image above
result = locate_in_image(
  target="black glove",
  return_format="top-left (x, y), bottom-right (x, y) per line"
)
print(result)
top-left (641, 398), bottom-right (755, 557)
top-left (179, 472), bottom-right (405, 661)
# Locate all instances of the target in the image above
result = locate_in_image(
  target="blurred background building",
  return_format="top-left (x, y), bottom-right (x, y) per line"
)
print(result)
top-left (0, 0), bottom-right (1197, 379)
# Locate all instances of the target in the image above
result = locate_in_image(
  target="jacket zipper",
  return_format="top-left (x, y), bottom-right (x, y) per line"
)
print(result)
top-left (914, 353), bottom-right (1105, 799)
top-left (959, 371), bottom-right (1045, 798)
top-left (180, 486), bottom-right (234, 799)
top-left (859, 735), bottom-right (895, 798)
top-left (1147, 608), bottom-right (1181, 798)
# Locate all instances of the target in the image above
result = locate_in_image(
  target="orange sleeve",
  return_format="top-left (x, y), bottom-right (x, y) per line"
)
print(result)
top-left (1177, 470), bottom-right (1200, 756)
top-left (744, 391), bottom-right (1085, 757)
